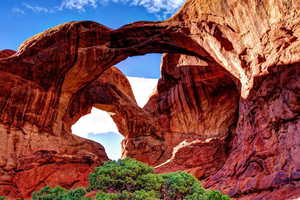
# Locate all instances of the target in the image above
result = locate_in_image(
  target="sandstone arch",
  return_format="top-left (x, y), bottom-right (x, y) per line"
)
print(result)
top-left (0, 0), bottom-right (300, 199)
top-left (0, 19), bottom-right (231, 198)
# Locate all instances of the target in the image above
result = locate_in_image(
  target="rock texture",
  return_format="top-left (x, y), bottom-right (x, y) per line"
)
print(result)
top-left (0, 0), bottom-right (300, 199)
top-left (122, 53), bottom-right (239, 180)
top-left (0, 49), bottom-right (110, 199)
top-left (116, 1), bottom-right (300, 199)
top-left (0, 20), bottom-right (204, 198)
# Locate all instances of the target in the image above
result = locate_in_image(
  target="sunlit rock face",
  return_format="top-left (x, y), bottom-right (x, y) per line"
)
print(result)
top-left (115, 1), bottom-right (300, 199)
top-left (169, 1), bottom-right (300, 199)
top-left (0, 0), bottom-right (300, 199)
top-left (122, 53), bottom-right (239, 179)
top-left (0, 49), bottom-right (110, 198)
top-left (0, 19), bottom-right (199, 198)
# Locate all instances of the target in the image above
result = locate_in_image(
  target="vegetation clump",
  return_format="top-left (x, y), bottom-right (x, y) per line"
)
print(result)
top-left (87, 158), bottom-right (230, 200)
top-left (32, 186), bottom-right (88, 200)
top-left (7, 158), bottom-right (232, 200)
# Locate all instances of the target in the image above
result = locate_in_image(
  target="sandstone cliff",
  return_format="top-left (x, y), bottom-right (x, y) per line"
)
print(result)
top-left (0, 0), bottom-right (300, 199)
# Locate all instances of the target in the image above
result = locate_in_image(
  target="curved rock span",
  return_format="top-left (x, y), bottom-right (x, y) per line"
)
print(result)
top-left (0, 0), bottom-right (300, 199)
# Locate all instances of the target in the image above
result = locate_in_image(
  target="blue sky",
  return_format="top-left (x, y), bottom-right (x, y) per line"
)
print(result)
top-left (1, 0), bottom-right (184, 160)
top-left (87, 132), bottom-right (124, 160)
top-left (0, 0), bottom-right (184, 78)
top-left (72, 77), bottom-right (158, 160)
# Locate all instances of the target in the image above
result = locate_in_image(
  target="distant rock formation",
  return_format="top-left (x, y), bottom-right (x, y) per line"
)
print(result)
top-left (0, 0), bottom-right (300, 199)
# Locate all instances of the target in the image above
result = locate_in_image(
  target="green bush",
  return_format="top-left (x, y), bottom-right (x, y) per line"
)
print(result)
top-left (202, 190), bottom-right (232, 200)
top-left (136, 174), bottom-right (164, 191)
top-left (96, 192), bottom-right (119, 200)
top-left (89, 158), bottom-right (231, 200)
top-left (132, 190), bottom-right (160, 200)
top-left (32, 186), bottom-right (89, 200)
top-left (162, 172), bottom-right (204, 198)
top-left (89, 158), bottom-right (153, 192)
top-left (0, 196), bottom-right (5, 200)
top-left (28, 158), bottom-right (231, 200)
top-left (96, 190), bottom-right (159, 200)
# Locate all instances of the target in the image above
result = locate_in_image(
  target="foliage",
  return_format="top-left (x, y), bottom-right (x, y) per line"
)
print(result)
top-left (136, 173), bottom-right (164, 191)
top-left (132, 190), bottom-right (160, 200)
top-left (95, 192), bottom-right (119, 200)
top-left (17, 158), bottom-right (231, 200)
top-left (96, 190), bottom-right (159, 200)
top-left (89, 158), bottom-right (153, 192)
top-left (202, 190), bottom-right (232, 200)
top-left (161, 172), bottom-right (204, 199)
top-left (32, 186), bottom-right (88, 200)
top-left (89, 158), bottom-right (231, 200)
top-left (0, 196), bottom-right (5, 200)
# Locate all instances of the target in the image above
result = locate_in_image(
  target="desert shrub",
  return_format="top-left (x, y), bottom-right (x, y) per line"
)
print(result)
top-left (201, 190), bottom-right (232, 200)
top-left (90, 158), bottom-right (231, 200)
top-left (96, 190), bottom-right (159, 200)
top-left (29, 158), bottom-right (231, 200)
top-left (131, 190), bottom-right (160, 200)
top-left (161, 172), bottom-right (205, 199)
top-left (184, 189), bottom-right (231, 200)
top-left (32, 186), bottom-right (88, 200)
top-left (32, 186), bottom-right (65, 200)
top-left (136, 173), bottom-right (164, 191)
top-left (89, 158), bottom-right (153, 192)
top-left (96, 192), bottom-right (119, 200)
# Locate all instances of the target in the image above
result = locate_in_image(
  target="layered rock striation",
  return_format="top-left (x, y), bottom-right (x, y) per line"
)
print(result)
top-left (0, 49), bottom-right (110, 198)
top-left (0, 0), bottom-right (300, 199)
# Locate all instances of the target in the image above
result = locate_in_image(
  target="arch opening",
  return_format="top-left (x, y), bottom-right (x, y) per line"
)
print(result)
top-left (71, 54), bottom-right (161, 160)
top-left (72, 107), bottom-right (123, 160)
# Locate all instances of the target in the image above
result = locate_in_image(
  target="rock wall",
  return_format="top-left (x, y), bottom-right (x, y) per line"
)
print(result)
top-left (122, 53), bottom-right (239, 180)
top-left (0, 0), bottom-right (300, 199)
top-left (206, 64), bottom-right (300, 200)
top-left (0, 49), bottom-right (110, 198)
top-left (0, 20), bottom-right (202, 198)
top-left (116, 1), bottom-right (300, 199)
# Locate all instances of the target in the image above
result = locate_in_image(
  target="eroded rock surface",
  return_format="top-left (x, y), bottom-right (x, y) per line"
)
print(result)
top-left (0, 0), bottom-right (300, 199)
top-left (0, 50), bottom-right (110, 198)
top-left (122, 53), bottom-right (239, 180)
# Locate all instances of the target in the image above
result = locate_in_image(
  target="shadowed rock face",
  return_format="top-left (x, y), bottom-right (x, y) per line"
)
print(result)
top-left (0, 0), bottom-right (300, 199)
top-left (122, 53), bottom-right (239, 179)
top-left (0, 50), bottom-right (110, 198)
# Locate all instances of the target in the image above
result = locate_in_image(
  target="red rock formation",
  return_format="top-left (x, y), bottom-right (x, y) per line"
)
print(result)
top-left (169, 1), bottom-right (300, 199)
top-left (122, 53), bottom-right (239, 179)
top-left (116, 1), bottom-right (300, 199)
top-left (0, 0), bottom-right (300, 199)
top-left (0, 19), bottom-right (203, 198)
top-left (206, 64), bottom-right (300, 200)
top-left (0, 48), bottom-right (110, 198)
top-left (0, 50), bottom-right (15, 58)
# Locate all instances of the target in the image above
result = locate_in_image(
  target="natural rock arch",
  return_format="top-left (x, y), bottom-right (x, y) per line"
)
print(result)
top-left (0, 0), bottom-right (300, 199)
top-left (0, 19), bottom-right (232, 198)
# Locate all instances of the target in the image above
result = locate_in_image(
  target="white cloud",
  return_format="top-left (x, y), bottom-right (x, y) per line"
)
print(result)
top-left (130, 0), bottom-right (185, 16)
top-left (127, 76), bottom-right (158, 107)
top-left (23, 3), bottom-right (55, 13)
top-left (60, 0), bottom-right (98, 11)
top-left (12, 7), bottom-right (26, 15)
top-left (60, 0), bottom-right (184, 17)
top-left (72, 76), bottom-right (158, 138)
top-left (13, 0), bottom-right (184, 18)
top-left (72, 107), bottom-right (119, 137)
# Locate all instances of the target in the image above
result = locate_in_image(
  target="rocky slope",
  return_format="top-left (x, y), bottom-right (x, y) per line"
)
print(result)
top-left (0, 0), bottom-right (300, 199)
